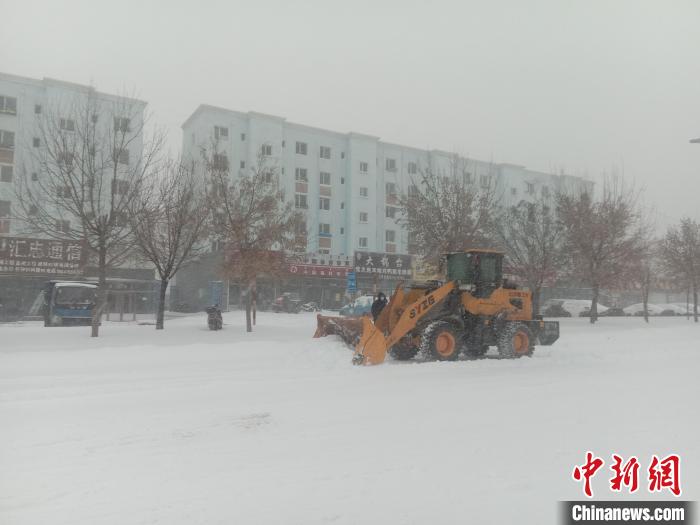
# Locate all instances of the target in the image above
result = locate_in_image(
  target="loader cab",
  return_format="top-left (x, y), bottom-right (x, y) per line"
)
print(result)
top-left (445, 249), bottom-right (504, 298)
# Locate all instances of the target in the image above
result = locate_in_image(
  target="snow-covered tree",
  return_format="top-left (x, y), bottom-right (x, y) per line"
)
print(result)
top-left (660, 218), bottom-right (700, 322)
top-left (556, 177), bottom-right (648, 324)
top-left (493, 197), bottom-right (565, 316)
top-left (398, 156), bottom-right (497, 270)
top-left (204, 146), bottom-right (305, 332)
top-left (131, 160), bottom-right (209, 330)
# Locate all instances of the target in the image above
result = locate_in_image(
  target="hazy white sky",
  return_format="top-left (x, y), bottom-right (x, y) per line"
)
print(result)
top-left (2, 0), bottom-right (699, 224)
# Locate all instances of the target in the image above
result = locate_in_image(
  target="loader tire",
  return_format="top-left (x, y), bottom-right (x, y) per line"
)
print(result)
top-left (421, 321), bottom-right (461, 361)
top-left (497, 322), bottom-right (534, 358)
top-left (389, 343), bottom-right (419, 361)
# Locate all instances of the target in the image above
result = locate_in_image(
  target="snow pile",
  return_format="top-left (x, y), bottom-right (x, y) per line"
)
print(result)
top-left (1, 313), bottom-right (698, 524)
top-left (546, 298), bottom-right (609, 316)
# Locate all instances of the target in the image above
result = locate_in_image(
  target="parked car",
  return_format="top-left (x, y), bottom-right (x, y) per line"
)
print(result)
top-left (599, 307), bottom-right (627, 317)
top-left (542, 302), bottom-right (572, 318)
top-left (339, 295), bottom-right (374, 317)
top-left (271, 292), bottom-right (302, 313)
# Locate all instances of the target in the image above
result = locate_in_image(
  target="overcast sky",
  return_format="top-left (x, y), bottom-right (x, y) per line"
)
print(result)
top-left (2, 0), bottom-right (699, 225)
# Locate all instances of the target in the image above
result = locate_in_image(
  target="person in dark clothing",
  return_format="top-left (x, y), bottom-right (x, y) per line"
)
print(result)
top-left (371, 292), bottom-right (388, 321)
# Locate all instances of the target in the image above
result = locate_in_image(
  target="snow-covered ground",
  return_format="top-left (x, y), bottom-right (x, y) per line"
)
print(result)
top-left (1, 313), bottom-right (698, 524)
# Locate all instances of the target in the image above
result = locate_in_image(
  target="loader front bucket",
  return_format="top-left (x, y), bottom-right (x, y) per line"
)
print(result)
top-left (314, 314), bottom-right (364, 346)
top-left (353, 316), bottom-right (390, 365)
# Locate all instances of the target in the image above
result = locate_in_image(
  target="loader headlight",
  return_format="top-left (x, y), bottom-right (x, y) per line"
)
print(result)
top-left (52, 315), bottom-right (62, 325)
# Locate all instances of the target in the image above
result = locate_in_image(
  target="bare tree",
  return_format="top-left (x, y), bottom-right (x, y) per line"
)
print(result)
top-left (660, 218), bottom-right (700, 322)
top-left (14, 90), bottom-right (163, 336)
top-left (204, 145), bottom-right (305, 332)
top-left (131, 160), bottom-right (209, 329)
top-left (398, 156), bottom-right (497, 270)
top-left (556, 177), bottom-right (648, 324)
top-left (493, 197), bottom-right (565, 315)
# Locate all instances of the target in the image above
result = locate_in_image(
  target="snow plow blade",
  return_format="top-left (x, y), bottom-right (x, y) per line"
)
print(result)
top-left (313, 314), bottom-right (364, 346)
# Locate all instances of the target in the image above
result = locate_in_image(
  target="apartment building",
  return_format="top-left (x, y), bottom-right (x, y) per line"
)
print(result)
top-left (182, 105), bottom-right (592, 259)
top-left (0, 72), bottom-right (147, 236)
top-left (0, 72), bottom-right (149, 319)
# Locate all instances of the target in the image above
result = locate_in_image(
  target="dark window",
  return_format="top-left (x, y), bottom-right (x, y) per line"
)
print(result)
top-left (1, 165), bottom-right (13, 182)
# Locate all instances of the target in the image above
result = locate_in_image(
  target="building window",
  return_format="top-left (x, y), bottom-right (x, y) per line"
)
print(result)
top-left (91, 113), bottom-right (98, 124)
top-left (340, 177), bottom-right (344, 184)
top-left (56, 220), bottom-right (71, 233)
top-left (56, 185), bottom-right (71, 198)
top-left (114, 148), bottom-right (130, 165)
top-left (360, 161), bottom-right (368, 173)
top-left (341, 152), bottom-right (345, 159)
top-left (385, 158), bottom-right (397, 171)
top-left (408, 184), bottom-right (419, 197)
top-left (59, 118), bottom-right (75, 132)
top-left (526, 182), bottom-right (535, 194)
top-left (0, 199), bottom-right (10, 231)
top-left (240, 161), bottom-right (245, 169)
top-left (0, 130), bottom-right (15, 148)
top-left (296, 141), bottom-right (308, 155)
top-left (320, 146), bottom-right (331, 159)
top-left (34, 104), bottom-right (42, 114)
top-left (358, 237), bottom-right (367, 248)
top-left (261, 143), bottom-right (272, 156)
top-left (385, 230), bottom-right (396, 243)
top-left (319, 171), bottom-right (331, 185)
top-left (480, 175), bottom-right (490, 188)
top-left (408, 161), bottom-right (417, 175)
top-left (31, 172), bottom-right (38, 181)
top-left (385, 206), bottom-right (397, 219)
top-left (114, 117), bottom-right (131, 133)
top-left (340, 202), bottom-right (344, 209)
top-left (0, 96), bottom-right (17, 115)
top-left (57, 151), bottom-right (74, 167)
top-left (214, 126), bottom-right (229, 140)
top-left (541, 185), bottom-right (550, 197)
top-left (359, 212), bottom-right (368, 223)
top-left (212, 153), bottom-right (228, 170)
top-left (112, 179), bottom-right (129, 195)
top-left (295, 167), bottom-right (308, 182)
top-left (261, 169), bottom-right (273, 183)
top-left (33, 137), bottom-right (40, 148)
top-left (511, 187), bottom-right (517, 196)
top-left (319, 223), bottom-right (331, 235)
top-left (295, 194), bottom-right (308, 209)
top-left (319, 197), bottom-right (330, 210)
top-left (359, 186), bottom-right (368, 197)
top-left (241, 133), bottom-right (246, 141)
top-left (282, 140), bottom-right (286, 148)
top-left (385, 182), bottom-right (397, 197)
top-left (0, 165), bottom-right (13, 183)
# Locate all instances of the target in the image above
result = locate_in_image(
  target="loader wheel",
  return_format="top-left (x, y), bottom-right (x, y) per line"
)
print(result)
top-left (389, 343), bottom-right (419, 361)
top-left (421, 321), bottom-right (461, 361)
top-left (497, 323), bottom-right (534, 358)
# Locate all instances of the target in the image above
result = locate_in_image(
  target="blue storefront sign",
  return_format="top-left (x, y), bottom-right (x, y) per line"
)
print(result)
top-left (346, 271), bottom-right (357, 293)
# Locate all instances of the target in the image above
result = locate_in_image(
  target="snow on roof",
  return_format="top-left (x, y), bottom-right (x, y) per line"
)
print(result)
top-left (54, 282), bottom-right (97, 289)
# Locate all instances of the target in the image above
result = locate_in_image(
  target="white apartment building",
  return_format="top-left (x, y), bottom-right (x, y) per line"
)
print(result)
top-left (0, 72), bottom-right (146, 237)
top-left (182, 105), bottom-right (592, 258)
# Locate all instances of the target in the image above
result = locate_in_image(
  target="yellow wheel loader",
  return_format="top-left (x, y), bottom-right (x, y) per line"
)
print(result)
top-left (314, 249), bottom-right (559, 365)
